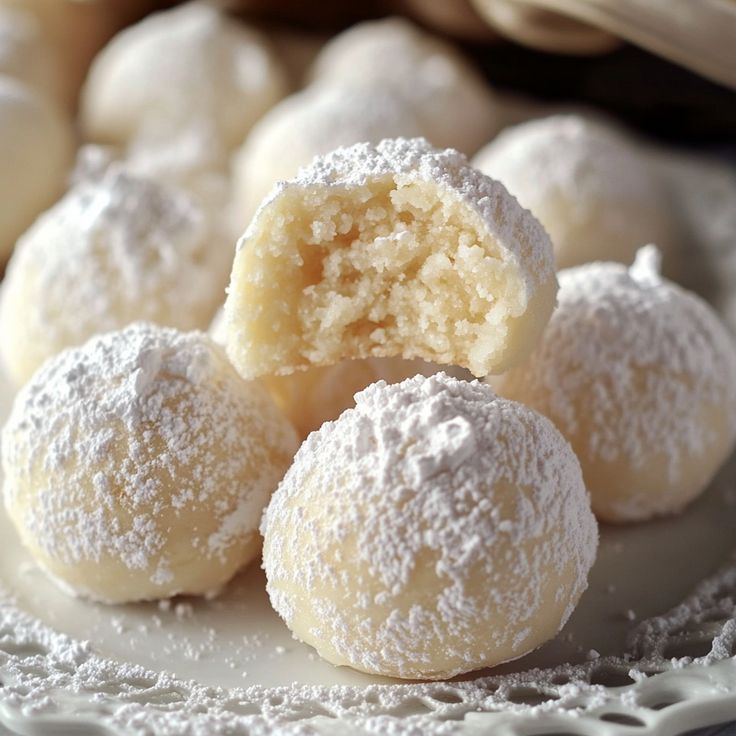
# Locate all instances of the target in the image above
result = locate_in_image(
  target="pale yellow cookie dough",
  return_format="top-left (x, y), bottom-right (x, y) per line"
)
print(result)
top-left (310, 17), bottom-right (498, 155)
top-left (473, 115), bottom-right (678, 270)
top-left (262, 373), bottom-right (598, 679)
top-left (224, 137), bottom-right (557, 380)
top-left (491, 247), bottom-right (736, 523)
top-left (80, 2), bottom-right (288, 150)
top-left (0, 76), bottom-right (74, 262)
top-left (0, 166), bottom-right (232, 386)
top-left (2, 322), bottom-right (298, 604)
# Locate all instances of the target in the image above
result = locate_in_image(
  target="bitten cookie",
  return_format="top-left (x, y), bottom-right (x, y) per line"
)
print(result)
top-left (224, 137), bottom-right (557, 380)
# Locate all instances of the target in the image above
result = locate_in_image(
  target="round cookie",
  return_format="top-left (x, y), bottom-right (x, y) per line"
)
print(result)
top-left (230, 84), bottom-right (424, 234)
top-left (309, 17), bottom-right (498, 155)
top-left (224, 137), bottom-right (557, 381)
top-left (0, 166), bottom-right (232, 386)
top-left (0, 6), bottom-right (64, 104)
top-left (2, 322), bottom-right (298, 604)
top-left (491, 247), bottom-right (736, 523)
top-left (472, 115), bottom-right (678, 270)
top-left (80, 2), bottom-right (288, 150)
top-left (0, 75), bottom-right (74, 261)
top-left (262, 373), bottom-right (598, 679)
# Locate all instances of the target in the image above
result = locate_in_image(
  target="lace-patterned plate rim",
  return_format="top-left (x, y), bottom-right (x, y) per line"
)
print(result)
top-left (0, 554), bottom-right (735, 736)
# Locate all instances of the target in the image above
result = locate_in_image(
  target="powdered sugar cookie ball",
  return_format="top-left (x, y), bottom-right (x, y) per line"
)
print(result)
top-left (80, 2), bottom-right (287, 150)
top-left (0, 6), bottom-right (64, 104)
top-left (263, 373), bottom-right (597, 679)
top-left (2, 323), bottom-right (298, 604)
top-left (310, 18), bottom-right (498, 155)
top-left (473, 115), bottom-right (677, 270)
top-left (0, 167), bottom-right (232, 386)
top-left (224, 138), bottom-right (557, 380)
top-left (0, 76), bottom-right (74, 261)
top-left (492, 247), bottom-right (736, 523)
top-left (230, 84), bottom-right (423, 233)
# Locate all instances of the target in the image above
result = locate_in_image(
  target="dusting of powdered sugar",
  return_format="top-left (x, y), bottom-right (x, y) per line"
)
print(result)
top-left (1, 322), bottom-right (298, 601)
top-left (0, 165), bottom-right (232, 379)
top-left (472, 114), bottom-right (669, 223)
top-left (308, 17), bottom-right (498, 155)
top-left (497, 246), bottom-right (736, 488)
top-left (242, 137), bottom-right (556, 302)
top-left (262, 373), bottom-right (597, 679)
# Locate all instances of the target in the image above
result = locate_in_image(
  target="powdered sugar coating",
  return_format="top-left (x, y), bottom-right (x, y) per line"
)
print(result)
top-left (0, 166), bottom-right (232, 386)
top-left (309, 17), bottom-right (498, 155)
top-left (493, 247), bottom-right (736, 522)
top-left (262, 373), bottom-right (597, 679)
top-left (2, 322), bottom-right (298, 603)
top-left (80, 2), bottom-right (288, 150)
top-left (472, 115), bottom-right (677, 270)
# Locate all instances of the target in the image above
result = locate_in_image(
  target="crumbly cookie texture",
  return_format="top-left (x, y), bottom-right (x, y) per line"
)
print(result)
top-left (2, 322), bottom-right (298, 604)
top-left (473, 115), bottom-right (678, 271)
top-left (309, 17), bottom-right (498, 155)
top-left (0, 76), bottom-right (74, 262)
top-left (0, 166), bottom-right (232, 386)
top-left (80, 2), bottom-right (288, 150)
top-left (262, 373), bottom-right (598, 680)
top-left (224, 137), bottom-right (557, 380)
top-left (491, 246), bottom-right (736, 523)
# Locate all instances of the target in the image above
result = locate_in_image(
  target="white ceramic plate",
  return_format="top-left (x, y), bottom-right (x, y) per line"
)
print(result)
top-left (0, 149), bottom-right (735, 736)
